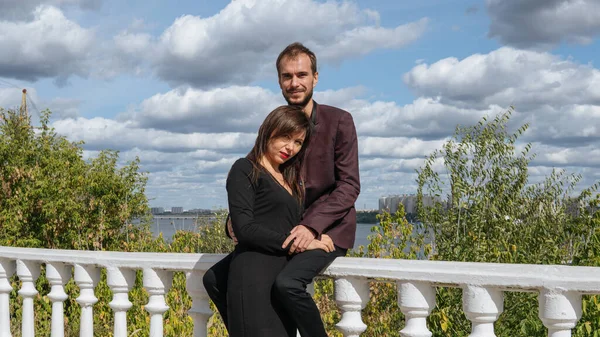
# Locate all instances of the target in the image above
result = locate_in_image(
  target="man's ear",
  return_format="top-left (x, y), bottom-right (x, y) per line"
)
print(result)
top-left (313, 71), bottom-right (319, 88)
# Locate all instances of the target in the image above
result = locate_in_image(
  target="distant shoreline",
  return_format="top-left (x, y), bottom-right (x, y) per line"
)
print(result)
top-left (150, 210), bottom-right (383, 223)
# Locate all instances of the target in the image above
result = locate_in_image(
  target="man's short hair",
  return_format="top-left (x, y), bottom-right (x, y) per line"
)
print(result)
top-left (276, 42), bottom-right (318, 76)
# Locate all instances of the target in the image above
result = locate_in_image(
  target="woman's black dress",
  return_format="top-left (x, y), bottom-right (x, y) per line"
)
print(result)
top-left (226, 158), bottom-right (300, 337)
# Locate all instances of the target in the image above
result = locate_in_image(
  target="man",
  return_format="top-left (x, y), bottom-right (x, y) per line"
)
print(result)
top-left (203, 42), bottom-right (360, 337)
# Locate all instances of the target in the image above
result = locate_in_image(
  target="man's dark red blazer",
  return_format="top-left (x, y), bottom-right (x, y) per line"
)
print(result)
top-left (301, 101), bottom-right (361, 249)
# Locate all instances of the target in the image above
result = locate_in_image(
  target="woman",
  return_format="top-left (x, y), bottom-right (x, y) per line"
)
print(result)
top-left (220, 105), bottom-right (333, 337)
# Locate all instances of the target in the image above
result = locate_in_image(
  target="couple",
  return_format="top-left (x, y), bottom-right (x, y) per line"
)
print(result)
top-left (202, 43), bottom-right (360, 337)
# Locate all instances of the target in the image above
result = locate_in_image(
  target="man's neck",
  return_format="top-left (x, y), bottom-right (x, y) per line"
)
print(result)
top-left (303, 100), bottom-right (314, 118)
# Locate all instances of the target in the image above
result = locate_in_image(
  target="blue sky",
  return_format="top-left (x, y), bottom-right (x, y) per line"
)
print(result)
top-left (1, 0), bottom-right (599, 210)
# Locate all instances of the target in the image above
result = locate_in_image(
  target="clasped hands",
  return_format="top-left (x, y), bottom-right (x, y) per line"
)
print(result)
top-left (227, 219), bottom-right (334, 254)
top-left (281, 225), bottom-right (335, 254)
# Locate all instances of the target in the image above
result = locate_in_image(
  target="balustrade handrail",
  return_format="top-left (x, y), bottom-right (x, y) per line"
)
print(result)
top-left (324, 257), bottom-right (600, 293)
top-left (2, 245), bottom-right (600, 293)
top-left (0, 245), bottom-right (225, 271)
top-left (3, 245), bottom-right (600, 336)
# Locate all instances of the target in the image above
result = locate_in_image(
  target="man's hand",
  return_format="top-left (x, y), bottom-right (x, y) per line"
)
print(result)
top-left (227, 217), bottom-right (238, 245)
top-left (282, 225), bottom-right (316, 254)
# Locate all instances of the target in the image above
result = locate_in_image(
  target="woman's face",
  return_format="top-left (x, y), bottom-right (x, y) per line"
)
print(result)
top-left (266, 130), bottom-right (306, 167)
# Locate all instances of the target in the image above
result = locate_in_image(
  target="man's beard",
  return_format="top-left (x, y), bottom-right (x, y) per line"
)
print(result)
top-left (284, 89), bottom-right (313, 108)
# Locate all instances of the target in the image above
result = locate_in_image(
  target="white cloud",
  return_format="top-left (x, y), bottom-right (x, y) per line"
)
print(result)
top-left (51, 117), bottom-right (256, 152)
top-left (403, 47), bottom-right (600, 108)
top-left (318, 18), bottom-right (428, 62)
top-left (113, 31), bottom-right (152, 56)
top-left (348, 97), bottom-right (497, 139)
top-left (106, 147), bottom-right (236, 210)
top-left (46, 97), bottom-right (81, 119)
top-left (532, 143), bottom-right (600, 168)
top-left (403, 47), bottom-right (600, 144)
top-left (0, 6), bottom-right (94, 83)
top-left (2, 1), bottom-right (428, 88)
top-left (120, 85), bottom-right (492, 140)
top-left (130, 0), bottom-right (428, 87)
top-left (487, 0), bottom-right (600, 48)
top-left (124, 86), bottom-right (283, 133)
top-left (0, 0), bottom-right (101, 20)
top-left (359, 137), bottom-right (446, 158)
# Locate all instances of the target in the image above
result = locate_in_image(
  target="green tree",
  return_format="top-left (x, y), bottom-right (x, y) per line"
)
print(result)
top-left (1, 107), bottom-right (157, 336)
top-left (0, 108), bottom-right (151, 250)
top-left (416, 108), bottom-right (600, 336)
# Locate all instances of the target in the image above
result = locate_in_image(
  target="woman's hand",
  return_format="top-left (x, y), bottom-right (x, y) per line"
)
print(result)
top-left (320, 234), bottom-right (335, 252)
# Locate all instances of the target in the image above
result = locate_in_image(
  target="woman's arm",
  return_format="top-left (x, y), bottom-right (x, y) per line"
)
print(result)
top-left (227, 159), bottom-right (289, 254)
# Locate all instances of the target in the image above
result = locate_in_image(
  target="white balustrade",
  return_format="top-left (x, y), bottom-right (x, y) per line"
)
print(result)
top-left (107, 267), bottom-right (135, 337)
top-left (186, 271), bottom-right (212, 337)
top-left (335, 277), bottom-right (369, 337)
top-left (463, 285), bottom-right (503, 337)
top-left (143, 268), bottom-right (173, 337)
top-left (398, 281), bottom-right (436, 337)
top-left (74, 264), bottom-right (100, 337)
top-left (16, 260), bottom-right (40, 337)
top-left (2, 246), bottom-right (600, 337)
top-left (46, 262), bottom-right (71, 337)
top-left (0, 258), bottom-right (15, 337)
top-left (539, 290), bottom-right (582, 337)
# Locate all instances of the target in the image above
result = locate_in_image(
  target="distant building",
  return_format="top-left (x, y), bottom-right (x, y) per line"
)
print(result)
top-left (150, 207), bottom-right (164, 215)
top-left (171, 207), bottom-right (184, 214)
top-left (378, 194), bottom-right (440, 215)
top-left (187, 208), bottom-right (215, 215)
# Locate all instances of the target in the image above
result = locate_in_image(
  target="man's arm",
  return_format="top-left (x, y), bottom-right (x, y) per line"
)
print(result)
top-left (226, 215), bottom-right (238, 244)
top-left (302, 112), bottom-right (361, 234)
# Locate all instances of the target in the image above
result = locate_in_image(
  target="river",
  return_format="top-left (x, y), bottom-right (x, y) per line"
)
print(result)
top-left (149, 217), bottom-right (374, 250)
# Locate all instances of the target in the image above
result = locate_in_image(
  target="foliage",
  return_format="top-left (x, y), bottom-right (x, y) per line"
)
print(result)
top-left (0, 108), bottom-right (150, 250)
top-left (0, 108), bottom-right (233, 336)
top-left (416, 108), bottom-right (600, 336)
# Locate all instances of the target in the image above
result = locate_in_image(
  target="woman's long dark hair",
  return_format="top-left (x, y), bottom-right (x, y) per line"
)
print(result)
top-left (247, 105), bottom-right (312, 205)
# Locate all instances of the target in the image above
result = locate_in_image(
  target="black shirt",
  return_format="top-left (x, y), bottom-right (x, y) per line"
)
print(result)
top-left (227, 158), bottom-right (301, 255)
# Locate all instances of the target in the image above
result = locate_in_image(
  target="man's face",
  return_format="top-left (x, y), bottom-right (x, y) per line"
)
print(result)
top-left (278, 53), bottom-right (318, 107)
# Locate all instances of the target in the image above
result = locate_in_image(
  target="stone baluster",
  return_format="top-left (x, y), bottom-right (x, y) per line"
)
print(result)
top-left (16, 260), bottom-right (40, 337)
top-left (186, 271), bottom-right (212, 337)
top-left (74, 264), bottom-right (100, 337)
top-left (398, 281), bottom-right (436, 337)
top-left (46, 263), bottom-right (71, 337)
top-left (462, 286), bottom-right (504, 337)
top-left (0, 259), bottom-right (15, 337)
top-left (335, 277), bottom-right (369, 337)
top-left (143, 268), bottom-right (173, 337)
top-left (107, 267), bottom-right (135, 337)
top-left (539, 289), bottom-right (581, 337)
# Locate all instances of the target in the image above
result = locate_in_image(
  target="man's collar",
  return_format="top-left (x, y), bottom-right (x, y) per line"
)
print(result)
top-left (311, 100), bottom-right (318, 125)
